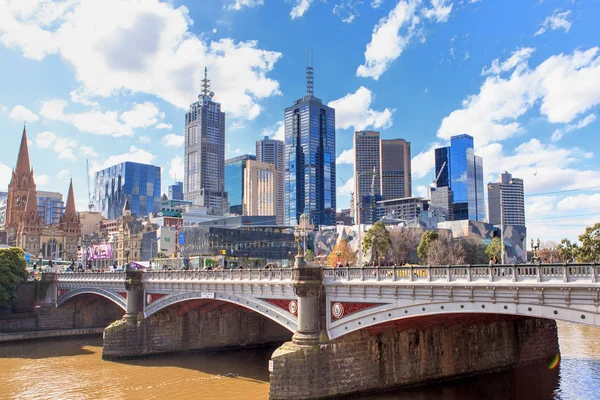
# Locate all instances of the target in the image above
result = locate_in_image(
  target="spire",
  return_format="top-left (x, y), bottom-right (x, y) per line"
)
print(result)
top-left (23, 183), bottom-right (38, 219)
top-left (63, 178), bottom-right (77, 220)
top-left (306, 49), bottom-right (314, 97)
top-left (15, 125), bottom-right (31, 176)
top-left (199, 66), bottom-right (212, 100)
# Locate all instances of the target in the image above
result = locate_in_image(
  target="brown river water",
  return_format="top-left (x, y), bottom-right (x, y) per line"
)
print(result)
top-left (0, 322), bottom-right (599, 400)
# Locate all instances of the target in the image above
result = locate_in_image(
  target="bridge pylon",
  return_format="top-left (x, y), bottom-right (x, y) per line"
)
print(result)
top-left (291, 254), bottom-right (325, 346)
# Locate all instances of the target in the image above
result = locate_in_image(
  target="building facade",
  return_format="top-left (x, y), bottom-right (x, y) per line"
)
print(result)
top-left (377, 197), bottom-right (429, 222)
top-left (380, 139), bottom-right (411, 200)
top-left (487, 171), bottom-right (525, 226)
top-left (94, 161), bottom-right (161, 220)
top-left (433, 134), bottom-right (485, 221)
top-left (243, 160), bottom-right (276, 218)
top-left (168, 181), bottom-right (184, 201)
top-left (354, 131), bottom-right (381, 225)
top-left (184, 68), bottom-right (228, 214)
top-left (256, 136), bottom-right (285, 224)
top-left (225, 154), bottom-right (255, 215)
top-left (36, 191), bottom-right (64, 225)
top-left (284, 65), bottom-right (336, 228)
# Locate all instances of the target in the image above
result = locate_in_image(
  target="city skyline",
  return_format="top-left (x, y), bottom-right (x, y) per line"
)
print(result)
top-left (0, 0), bottom-right (599, 242)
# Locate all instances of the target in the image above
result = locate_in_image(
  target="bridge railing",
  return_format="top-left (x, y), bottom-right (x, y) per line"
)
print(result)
top-left (323, 263), bottom-right (599, 284)
top-left (143, 268), bottom-right (294, 282)
top-left (55, 272), bottom-right (127, 282)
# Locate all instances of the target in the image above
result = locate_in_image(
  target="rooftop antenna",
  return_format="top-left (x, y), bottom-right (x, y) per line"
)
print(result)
top-left (306, 49), bottom-right (314, 97)
top-left (200, 66), bottom-right (211, 99)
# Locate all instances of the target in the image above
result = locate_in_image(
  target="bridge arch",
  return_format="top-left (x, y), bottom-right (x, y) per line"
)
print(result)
top-left (144, 291), bottom-right (297, 333)
top-left (56, 288), bottom-right (127, 311)
top-left (327, 300), bottom-right (600, 340)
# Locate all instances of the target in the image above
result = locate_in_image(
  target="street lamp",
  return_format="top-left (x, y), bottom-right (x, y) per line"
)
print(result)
top-left (295, 213), bottom-right (313, 259)
top-left (125, 246), bottom-right (131, 267)
top-left (354, 170), bottom-right (376, 267)
top-left (531, 238), bottom-right (541, 263)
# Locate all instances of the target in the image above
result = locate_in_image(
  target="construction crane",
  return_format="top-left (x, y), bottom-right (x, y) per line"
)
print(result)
top-left (432, 161), bottom-right (447, 187)
top-left (86, 159), bottom-right (94, 211)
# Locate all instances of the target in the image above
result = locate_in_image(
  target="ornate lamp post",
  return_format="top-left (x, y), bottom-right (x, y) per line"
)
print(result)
top-left (531, 238), bottom-right (541, 263)
top-left (125, 246), bottom-right (131, 268)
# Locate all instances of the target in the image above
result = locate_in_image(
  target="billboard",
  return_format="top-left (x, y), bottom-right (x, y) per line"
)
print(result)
top-left (87, 243), bottom-right (112, 260)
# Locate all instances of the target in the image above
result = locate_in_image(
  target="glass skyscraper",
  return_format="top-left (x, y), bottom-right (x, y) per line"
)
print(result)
top-left (168, 181), bottom-right (183, 201)
top-left (225, 154), bottom-right (255, 215)
top-left (36, 191), bottom-right (64, 224)
top-left (284, 64), bottom-right (336, 228)
top-left (256, 136), bottom-right (285, 224)
top-left (95, 162), bottom-right (161, 219)
top-left (433, 134), bottom-right (485, 221)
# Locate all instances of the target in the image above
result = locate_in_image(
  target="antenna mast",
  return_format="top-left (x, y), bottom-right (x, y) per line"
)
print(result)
top-left (305, 49), bottom-right (314, 97)
top-left (86, 159), bottom-right (94, 211)
top-left (200, 66), bottom-right (211, 99)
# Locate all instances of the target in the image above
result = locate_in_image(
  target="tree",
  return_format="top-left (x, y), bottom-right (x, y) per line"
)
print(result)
top-left (156, 252), bottom-right (167, 259)
top-left (426, 235), bottom-right (466, 266)
top-left (0, 247), bottom-right (29, 308)
top-left (305, 249), bottom-right (315, 262)
top-left (389, 229), bottom-right (420, 265)
top-left (417, 230), bottom-right (438, 263)
top-left (326, 239), bottom-right (356, 267)
top-left (576, 223), bottom-right (600, 262)
top-left (362, 222), bottom-right (392, 266)
top-left (485, 237), bottom-right (502, 262)
top-left (557, 239), bottom-right (578, 263)
top-left (538, 241), bottom-right (559, 263)
top-left (461, 239), bottom-right (489, 265)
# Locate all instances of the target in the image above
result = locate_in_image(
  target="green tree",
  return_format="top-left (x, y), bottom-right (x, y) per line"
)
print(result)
top-left (485, 237), bottom-right (502, 262)
top-left (557, 239), bottom-right (578, 263)
top-left (305, 249), bottom-right (315, 262)
top-left (576, 223), bottom-right (600, 262)
top-left (0, 247), bottom-right (29, 308)
top-left (417, 230), bottom-right (438, 263)
top-left (362, 222), bottom-right (391, 266)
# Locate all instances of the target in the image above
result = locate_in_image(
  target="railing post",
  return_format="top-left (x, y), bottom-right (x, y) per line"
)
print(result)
top-left (428, 266), bottom-right (431, 282)
top-left (124, 268), bottom-right (144, 320)
top-left (512, 264), bottom-right (517, 282)
top-left (393, 266), bottom-right (397, 282)
top-left (376, 267), bottom-right (380, 281)
top-left (467, 265), bottom-right (472, 282)
top-left (292, 254), bottom-right (324, 346)
top-left (446, 266), bottom-right (450, 282)
top-left (409, 266), bottom-right (414, 282)
top-left (537, 263), bottom-right (542, 283)
top-left (563, 264), bottom-right (568, 283)
top-left (361, 267), bottom-right (365, 282)
top-left (592, 263), bottom-right (597, 283)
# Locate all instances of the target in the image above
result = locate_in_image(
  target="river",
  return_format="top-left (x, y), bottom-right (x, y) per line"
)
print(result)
top-left (0, 322), bottom-right (598, 400)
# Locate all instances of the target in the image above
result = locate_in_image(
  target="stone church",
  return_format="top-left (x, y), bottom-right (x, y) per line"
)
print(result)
top-left (5, 127), bottom-right (81, 261)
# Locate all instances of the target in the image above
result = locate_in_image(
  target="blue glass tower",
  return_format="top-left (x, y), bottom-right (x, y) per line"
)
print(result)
top-left (434, 134), bottom-right (485, 221)
top-left (95, 162), bottom-right (161, 219)
top-left (284, 63), bottom-right (336, 228)
top-left (225, 154), bottom-right (255, 215)
top-left (168, 181), bottom-right (183, 201)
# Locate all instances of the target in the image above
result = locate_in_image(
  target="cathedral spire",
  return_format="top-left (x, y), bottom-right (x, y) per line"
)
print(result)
top-left (15, 125), bottom-right (31, 176)
top-left (63, 178), bottom-right (77, 220)
top-left (23, 183), bottom-right (38, 220)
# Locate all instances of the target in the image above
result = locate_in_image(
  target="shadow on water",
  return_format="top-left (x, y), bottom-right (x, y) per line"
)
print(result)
top-left (0, 335), bottom-right (99, 359)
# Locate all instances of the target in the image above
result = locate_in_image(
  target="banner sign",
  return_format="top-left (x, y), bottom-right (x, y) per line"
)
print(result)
top-left (87, 243), bottom-right (112, 260)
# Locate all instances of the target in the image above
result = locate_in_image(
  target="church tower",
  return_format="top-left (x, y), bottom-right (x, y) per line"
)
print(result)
top-left (6, 126), bottom-right (36, 229)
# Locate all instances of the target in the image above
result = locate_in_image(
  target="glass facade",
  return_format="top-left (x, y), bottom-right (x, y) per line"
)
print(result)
top-left (95, 162), bottom-right (161, 219)
top-left (168, 181), bottom-right (183, 201)
top-left (36, 191), bottom-right (64, 224)
top-left (284, 95), bottom-right (336, 228)
top-left (225, 154), bottom-right (255, 215)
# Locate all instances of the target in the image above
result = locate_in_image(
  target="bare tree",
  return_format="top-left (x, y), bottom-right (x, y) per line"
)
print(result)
top-left (538, 240), bottom-right (560, 263)
top-left (388, 229), bottom-right (420, 265)
top-left (426, 234), bottom-right (466, 266)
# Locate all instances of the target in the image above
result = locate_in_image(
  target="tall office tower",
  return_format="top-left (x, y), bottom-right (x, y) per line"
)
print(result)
top-left (36, 191), bottom-right (64, 224)
top-left (243, 160), bottom-right (277, 219)
top-left (225, 154), bottom-right (256, 215)
top-left (284, 61), bottom-right (336, 228)
top-left (433, 134), bottom-right (485, 221)
top-left (184, 67), bottom-right (228, 215)
top-left (256, 136), bottom-right (285, 224)
top-left (168, 181), bottom-right (184, 201)
top-left (380, 138), bottom-right (411, 199)
top-left (94, 162), bottom-right (161, 219)
top-left (354, 131), bottom-right (381, 225)
top-left (487, 171), bottom-right (525, 226)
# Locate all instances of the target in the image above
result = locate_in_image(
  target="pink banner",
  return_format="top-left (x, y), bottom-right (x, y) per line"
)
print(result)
top-left (87, 244), bottom-right (112, 260)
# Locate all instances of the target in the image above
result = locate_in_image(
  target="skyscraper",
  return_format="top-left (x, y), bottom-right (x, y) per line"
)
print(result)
top-left (225, 154), bottom-right (255, 215)
top-left (284, 62), bottom-right (336, 228)
top-left (488, 172), bottom-right (525, 226)
top-left (36, 191), bottom-right (64, 224)
top-left (433, 134), bottom-right (485, 221)
top-left (244, 160), bottom-right (277, 219)
top-left (380, 138), bottom-right (411, 200)
top-left (168, 181), bottom-right (183, 201)
top-left (94, 162), bottom-right (161, 219)
top-left (184, 67), bottom-right (228, 215)
top-left (256, 136), bottom-right (285, 224)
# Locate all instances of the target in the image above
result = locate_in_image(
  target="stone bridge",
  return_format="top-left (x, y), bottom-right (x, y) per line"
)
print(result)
top-left (51, 260), bottom-right (600, 399)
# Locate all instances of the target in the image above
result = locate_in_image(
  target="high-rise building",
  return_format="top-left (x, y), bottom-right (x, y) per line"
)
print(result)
top-left (487, 171), bottom-right (525, 226)
top-left (243, 160), bottom-right (277, 219)
top-left (433, 134), bottom-right (485, 221)
top-left (168, 181), bottom-right (184, 201)
top-left (36, 191), bottom-right (64, 225)
top-left (285, 63), bottom-right (336, 228)
top-left (94, 161), bottom-right (161, 220)
top-left (184, 67), bottom-right (228, 215)
top-left (380, 138), bottom-right (411, 200)
top-left (256, 136), bottom-right (285, 224)
top-left (225, 154), bottom-right (256, 215)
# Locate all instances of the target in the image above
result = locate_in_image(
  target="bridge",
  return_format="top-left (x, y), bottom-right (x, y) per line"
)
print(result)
top-left (48, 261), bottom-right (600, 399)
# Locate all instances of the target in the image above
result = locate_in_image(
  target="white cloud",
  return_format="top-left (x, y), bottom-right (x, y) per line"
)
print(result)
top-left (0, 0), bottom-right (282, 120)
top-left (438, 47), bottom-right (600, 147)
top-left (291, 0), bottom-right (314, 19)
top-left (57, 169), bottom-right (70, 181)
top-left (96, 146), bottom-right (157, 171)
top-left (9, 105), bottom-right (38, 122)
top-left (336, 147), bottom-right (355, 165)
top-left (262, 121), bottom-right (284, 141)
top-left (162, 133), bottom-right (185, 147)
top-left (481, 47), bottom-right (535, 76)
top-left (155, 123), bottom-right (172, 130)
top-left (80, 145), bottom-right (98, 157)
top-left (356, 0), bottom-right (421, 80)
top-left (168, 155), bottom-right (184, 181)
top-left (69, 88), bottom-right (99, 107)
top-left (415, 185), bottom-right (429, 198)
top-left (120, 102), bottom-right (164, 129)
top-left (423, 0), bottom-right (452, 23)
top-left (0, 162), bottom-right (11, 191)
top-left (138, 136), bottom-right (151, 144)
top-left (36, 131), bottom-right (96, 161)
top-left (36, 174), bottom-right (49, 185)
top-left (371, 0), bottom-right (384, 8)
top-left (328, 86), bottom-right (394, 131)
top-left (0, 105), bottom-right (7, 113)
top-left (333, 0), bottom-right (362, 24)
top-left (551, 113), bottom-right (596, 142)
top-left (411, 141), bottom-right (443, 179)
top-left (557, 194), bottom-right (600, 211)
top-left (226, 0), bottom-right (264, 11)
top-left (338, 176), bottom-right (355, 195)
top-left (35, 131), bottom-right (57, 148)
top-left (535, 9), bottom-right (572, 36)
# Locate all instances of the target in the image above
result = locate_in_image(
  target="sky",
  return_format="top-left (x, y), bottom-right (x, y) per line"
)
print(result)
top-left (0, 0), bottom-right (599, 244)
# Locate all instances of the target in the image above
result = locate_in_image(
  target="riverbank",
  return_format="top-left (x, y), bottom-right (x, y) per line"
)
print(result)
top-left (0, 327), bottom-right (104, 342)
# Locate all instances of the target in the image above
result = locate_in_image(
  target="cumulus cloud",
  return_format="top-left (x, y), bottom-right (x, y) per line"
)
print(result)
top-left (9, 105), bottom-right (38, 122)
top-left (291, 0), bottom-right (315, 19)
top-left (535, 9), bottom-right (572, 36)
top-left (0, 0), bottom-right (282, 120)
top-left (328, 86), bottom-right (394, 131)
top-left (336, 147), bottom-right (355, 165)
top-left (155, 123), bottom-right (172, 130)
top-left (0, 162), bottom-right (11, 191)
top-left (411, 141), bottom-right (443, 180)
top-left (168, 155), bottom-right (184, 181)
top-left (551, 113), bottom-right (596, 142)
top-left (138, 136), bottom-right (151, 144)
top-left (36, 174), bottom-right (50, 185)
top-left (422, 0), bottom-right (452, 23)
top-left (371, 0), bottom-right (384, 8)
top-left (338, 176), bottom-right (355, 195)
top-left (120, 102), bottom-right (164, 129)
top-left (35, 131), bottom-right (82, 161)
top-left (96, 146), bottom-right (157, 171)
top-left (557, 193), bottom-right (600, 211)
top-left (438, 47), bottom-right (600, 147)
top-left (262, 121), bottom-right (284, 141)
top-left (162, 133), bottom-right (185, 147)
top-left (226, 0), bottom-right (264, 11)
top-left (333, 0), bottom-right (362, 23)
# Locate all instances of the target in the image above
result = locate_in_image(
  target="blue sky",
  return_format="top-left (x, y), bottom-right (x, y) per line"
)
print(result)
top-left (1, 0), bottom-right (599, 243)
